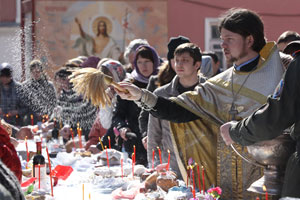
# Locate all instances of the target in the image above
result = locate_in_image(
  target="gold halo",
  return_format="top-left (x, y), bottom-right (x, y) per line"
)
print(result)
top-left (92, 16), bottom-right (112, 35)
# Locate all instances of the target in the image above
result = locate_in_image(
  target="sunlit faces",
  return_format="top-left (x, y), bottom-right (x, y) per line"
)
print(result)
top-left (55, 76), bottom-right (70, 91)
top-left (0, 76), bottom-right (11, 85)
top-left (136, 56), bottom-right (154, 78)
top-left (174, 52), bottom-right (200, 79)
top-left (30, 67), bottom-right (42, 80)
top-left (220, 28), bottom-right (252, 66)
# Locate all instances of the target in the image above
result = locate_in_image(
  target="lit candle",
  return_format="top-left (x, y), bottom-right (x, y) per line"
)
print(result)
top-left (70, 128), bottom-right (76, 150)
top-left (82, 183), bottom-right (84, 200)
top-left (25, 136), bottom-right (29, 169)
top-left (192, 166), bottom-right (196, 199)
top-left (30, 114), bottom-right (34, 125)
top-left (42, 115), bottom-right (45, 123)
top-left (121, 157), bottom-right (124, 179)
top-left (196, 163), bottom-right (201, 193)
top-left (53, 118), bottom-right (56, 127)
top-left (15, 115), bottom-right (18, 126)
top-left (202, 166), bottom-right (205, 194)
top-left (166, 149), bottom-right (170, 171)
top-left (98, 137), bottom-right (104, 151)
top-left (157, 146), bottom-right (162, 164)
top-left (105, 146), bottom-right (110, 168)
top-left (263, 185), bottom-right (268, 200)
top-left (89, 193), bottom-right (91, 200)
top-left (108, 136), bottom-right (111, 149)
top-left (46, 147), bottom-right (54, 196)
top-left (38, 164), bottom-right (41, 189)
top-left (133, 145), bottom-right (136, 163)
top-left (132, 152), bottom-right (135, 178)
top-left (152, 149), bottom-right (155, 169)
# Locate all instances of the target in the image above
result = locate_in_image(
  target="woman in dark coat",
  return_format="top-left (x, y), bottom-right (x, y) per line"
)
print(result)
top-left (112, 45), bottom-right (160, 166)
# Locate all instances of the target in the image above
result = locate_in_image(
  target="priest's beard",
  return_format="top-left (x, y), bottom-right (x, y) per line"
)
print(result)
top-left (229, 42), bottom-right (248, 64)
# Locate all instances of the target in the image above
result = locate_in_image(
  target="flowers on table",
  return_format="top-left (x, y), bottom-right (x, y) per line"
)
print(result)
top-left (206, 186), bottom-right (222, 200)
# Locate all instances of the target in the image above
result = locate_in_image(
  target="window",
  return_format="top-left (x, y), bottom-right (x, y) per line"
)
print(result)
top-left (205, 18), bottom-right (226, 71)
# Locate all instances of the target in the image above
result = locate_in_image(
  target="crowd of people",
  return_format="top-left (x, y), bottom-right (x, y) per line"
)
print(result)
top-left (0, 7), bottom-right (300, 200)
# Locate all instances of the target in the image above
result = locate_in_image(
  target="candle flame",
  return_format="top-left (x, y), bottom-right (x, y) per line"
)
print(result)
top-left (167, 149), bottom-right (170, 154)
top-left (108, 136), bottom-right (110, 140)
top-left (30, 114), bottom-right (33, 119)
top-left (157, 146), bottom-right (160, 150)
top-left (263, 185), bottom-right (267, 192)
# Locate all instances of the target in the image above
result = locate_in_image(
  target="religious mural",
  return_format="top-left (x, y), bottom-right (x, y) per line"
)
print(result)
top-left (34, 0), bottom-right (168, 78)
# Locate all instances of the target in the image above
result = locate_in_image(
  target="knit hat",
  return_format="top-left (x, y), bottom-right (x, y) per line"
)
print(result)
top-left (101, 59), bottom-right (126, 82)
top-left (167, 35), bottom-right (190, 60)
top-left (0, 63), bottom-right (12, 77)
top-left (81, 56), bottom-right (101, 68)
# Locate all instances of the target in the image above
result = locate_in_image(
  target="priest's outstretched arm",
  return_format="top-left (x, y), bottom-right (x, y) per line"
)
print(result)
top-left (115, 82), bottom-right (199, 123)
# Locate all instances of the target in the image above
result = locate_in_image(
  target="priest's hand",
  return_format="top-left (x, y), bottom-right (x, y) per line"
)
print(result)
top-left (114, 82), bottom-right (142, 101)
top-left (220, 121), bottom-right (237, 145)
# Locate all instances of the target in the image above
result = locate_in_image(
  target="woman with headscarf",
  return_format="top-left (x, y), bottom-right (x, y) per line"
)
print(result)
top-left (85, 59), bottom-right (126, 153)
top-left (112, 45), bottom-right (160, 166)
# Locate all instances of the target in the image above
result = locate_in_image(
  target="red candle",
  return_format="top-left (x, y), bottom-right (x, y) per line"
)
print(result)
top-left (196, 163), bottom-right (202, 193)
top-left (30, 114), bottom-right (34, 125)
top-left (53, 118), bottom-right (56, 127)
top-left (192, 166), bottom-right (196, 199)
top-left (157, 147), bottom-right (162, 164)
top-left (25, 136), bottom-right (29, 169)
top-left (70, 128), bottom-right (76, 150)
top-left (133, 145), bottom-right (136, 158)
top-left (46, 147), bottom-right (54, 196)
top-left (152, 149), bottom-right (155, 169)
top-left (38, 164), bottom-right (41, 189)
top-left (263, 185), bottom-right (268, 200)
top-left (166, 149), bottom-right (170, 171)
top-left (256, 197), bottom-right (260, 200)
top-left (186, 166), bottom-right (190, 187)
top-left (132, 153), bottom-right (135, 178)
top-left (121, 157), bottom-right (124, 179)
top-left (108, 136), bottom-right (111, 149)
top-left (105, 146), bottom-right (109, 168)
top-left (202, 166), bottom-right (205, 194)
